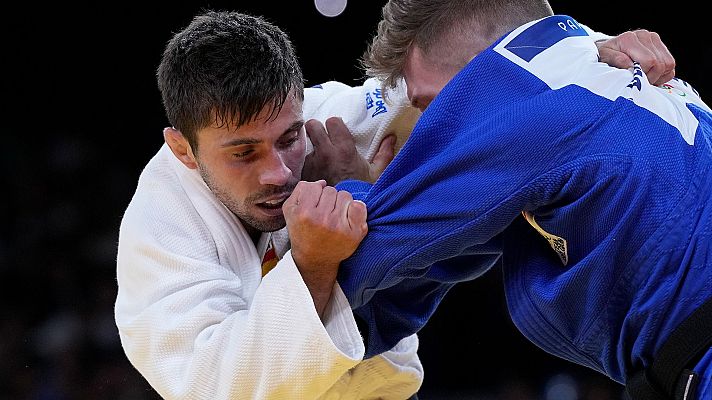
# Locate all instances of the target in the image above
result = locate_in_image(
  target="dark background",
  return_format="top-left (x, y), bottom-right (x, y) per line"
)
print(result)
top-left (3, 1), bottom-right (709, 399)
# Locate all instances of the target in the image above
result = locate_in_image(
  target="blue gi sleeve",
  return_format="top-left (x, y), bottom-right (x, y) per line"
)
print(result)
top-left (336, 154), bottom-right (508, 357)
top-left (333, 44), bottom-right (584, 357)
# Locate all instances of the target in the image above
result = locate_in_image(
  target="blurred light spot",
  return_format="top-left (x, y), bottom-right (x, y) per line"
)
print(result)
top-left (315, 0), bottom-right (347, 17)
top-left (545, 373), bottom-right (579, 400)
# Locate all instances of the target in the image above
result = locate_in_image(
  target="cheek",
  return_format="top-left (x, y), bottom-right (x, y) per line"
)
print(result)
top-left (213, 159), bottom-right (255, 195)
top-left (199, 161), bottom-right (249, 205)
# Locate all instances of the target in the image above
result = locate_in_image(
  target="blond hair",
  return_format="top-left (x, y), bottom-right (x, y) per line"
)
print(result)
top-left (362, 0), bottom-right (553, 90)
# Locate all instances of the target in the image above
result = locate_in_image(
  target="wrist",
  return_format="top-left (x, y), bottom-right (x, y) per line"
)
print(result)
top-left (301, 269), bottom-right (338, 319)
top-left (292, 252), bottom-right (339, 318)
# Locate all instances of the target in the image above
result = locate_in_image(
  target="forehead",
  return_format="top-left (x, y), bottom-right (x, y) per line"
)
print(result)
top-left (403, 47), bottom-right (448, 88)
top-left (402, 49), bottom-right (448, 109)
top-left (203, 93), bottom-right (304, 141)
top-left (402, 47), bottom-right (429, 84)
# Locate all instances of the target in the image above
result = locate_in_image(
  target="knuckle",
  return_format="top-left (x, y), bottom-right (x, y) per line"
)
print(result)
top-left (639, 53), bottom-right (656, 67)
top-left (619, 31), bottom-right (635, 42)
top-left (308, 181), bottom-right (324, 190)
top-left (667, 56), bottom-right (676, 68)
top-left (337, 190), bottom-right (354, 202)
top-left (322, 186), bottom-right (338, 198)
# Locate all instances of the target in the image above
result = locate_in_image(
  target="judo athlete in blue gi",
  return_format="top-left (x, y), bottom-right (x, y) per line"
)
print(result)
top-left (334, 1), bottom-right (712, 399)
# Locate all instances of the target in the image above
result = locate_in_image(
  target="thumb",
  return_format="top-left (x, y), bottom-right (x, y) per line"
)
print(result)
top-left (371, 134), bottom-right (397, 180)
top-left (347, 200), bottom-right (368, 236)
top-left (601, 49), bottom-right (635, 70)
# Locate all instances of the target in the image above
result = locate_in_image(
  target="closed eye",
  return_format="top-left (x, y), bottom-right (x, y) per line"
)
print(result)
top-left (233, 148), bottom-right (254, 158)
top-left (280, 134), bottom-right (300, 148)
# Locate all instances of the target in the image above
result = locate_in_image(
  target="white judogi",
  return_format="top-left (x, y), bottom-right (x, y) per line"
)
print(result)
top-left (115, 78), bottom-right (423, 400)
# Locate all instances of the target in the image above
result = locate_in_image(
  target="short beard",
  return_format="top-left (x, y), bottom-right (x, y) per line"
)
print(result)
top-left (197, 166), bottom-right (295, 234)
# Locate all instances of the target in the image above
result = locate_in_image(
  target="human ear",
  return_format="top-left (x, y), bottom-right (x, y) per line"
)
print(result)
top-left (163, 127), bottom-right (198, 169)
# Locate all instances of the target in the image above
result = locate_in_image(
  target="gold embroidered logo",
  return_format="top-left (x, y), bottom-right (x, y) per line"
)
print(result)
top-left (522, 211), bottom-right (569, 266)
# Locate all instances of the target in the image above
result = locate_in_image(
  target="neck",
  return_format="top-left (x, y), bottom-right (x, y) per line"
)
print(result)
top-left (241, 221), bottom-right (261, 245)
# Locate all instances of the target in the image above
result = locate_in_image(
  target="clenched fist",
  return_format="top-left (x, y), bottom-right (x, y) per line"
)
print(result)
top-left (283, 180), bottom-right (368, 317)
top-left (596, 29), bottom-right (675, 86)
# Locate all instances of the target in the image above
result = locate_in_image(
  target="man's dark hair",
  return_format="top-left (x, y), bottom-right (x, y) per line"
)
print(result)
top-left (157, 10), bottom-right (304, 151)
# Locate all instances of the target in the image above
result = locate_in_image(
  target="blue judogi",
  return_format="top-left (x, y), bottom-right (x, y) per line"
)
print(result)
top-left (336, 15), bottom-right (712, 396)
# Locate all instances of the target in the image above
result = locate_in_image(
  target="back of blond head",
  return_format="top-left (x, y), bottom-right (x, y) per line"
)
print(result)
top-left (363, 0), bottom-right (553, 89)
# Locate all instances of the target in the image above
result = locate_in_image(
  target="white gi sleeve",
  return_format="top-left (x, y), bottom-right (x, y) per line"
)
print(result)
top-left (303, 78), bottom-right (422, 159)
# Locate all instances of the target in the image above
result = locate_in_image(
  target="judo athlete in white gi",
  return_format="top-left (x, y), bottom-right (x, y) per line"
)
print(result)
top-left (113, 7), bottom-right (680, 400)
top-left (114, 11), bottom-right (423, 400)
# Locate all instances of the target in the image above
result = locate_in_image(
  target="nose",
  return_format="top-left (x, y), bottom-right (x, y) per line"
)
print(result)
top-left (409, 95), bottom-right (429, 113)
top-left (412, 98), bottom-right (428, 113)
top-left (407, 87), bottom-right (429, 112)
top-left (259, 151), bottom-right (292, 186)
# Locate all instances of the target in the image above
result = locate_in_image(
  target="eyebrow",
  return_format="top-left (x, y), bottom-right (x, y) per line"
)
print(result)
top-left (283, 120), bottom-right (305, 136)
top-left (220, 120), bottom-right (304, 147)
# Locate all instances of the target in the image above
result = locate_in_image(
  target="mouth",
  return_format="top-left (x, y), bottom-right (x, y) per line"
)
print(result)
top-left (255, 194), bottom-right (290, 213)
